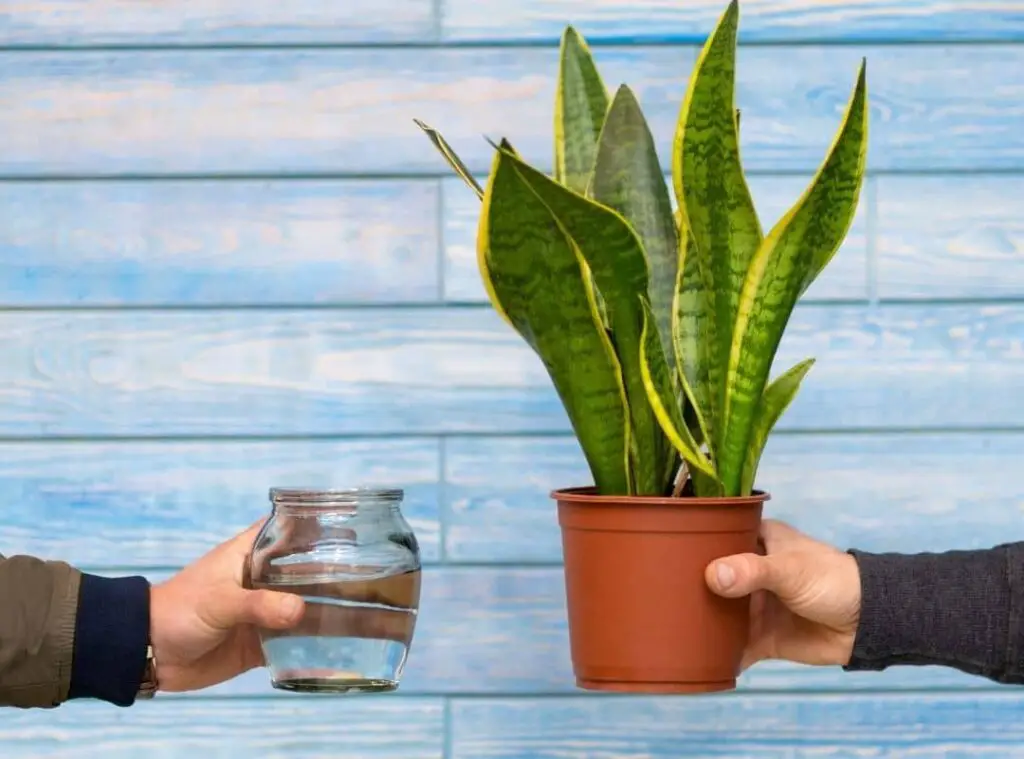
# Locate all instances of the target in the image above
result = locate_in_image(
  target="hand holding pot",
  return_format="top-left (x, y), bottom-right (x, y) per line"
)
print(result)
top-left (704, 519), bottom-right (861, 671)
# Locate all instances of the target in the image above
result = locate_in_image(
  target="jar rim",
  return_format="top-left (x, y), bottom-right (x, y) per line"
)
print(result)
top-left (269, 487), bottom-right (404, 506)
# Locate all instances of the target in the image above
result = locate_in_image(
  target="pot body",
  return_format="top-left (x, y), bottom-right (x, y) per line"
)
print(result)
top-left (554, 486), bottom-right (767, 693)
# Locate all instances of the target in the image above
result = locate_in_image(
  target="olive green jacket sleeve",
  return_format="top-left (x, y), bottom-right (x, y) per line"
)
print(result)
top-left (0, 553), bottom-right (81, 708)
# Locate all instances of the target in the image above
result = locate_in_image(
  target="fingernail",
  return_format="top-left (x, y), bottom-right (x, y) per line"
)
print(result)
top-left (280, 594), bottom-right (303, 621)
top-left (715, 562), bottom-right (736, 589)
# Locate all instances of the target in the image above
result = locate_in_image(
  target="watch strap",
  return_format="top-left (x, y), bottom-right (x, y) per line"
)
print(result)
top-left (136, 644), bottom-right (158, 699)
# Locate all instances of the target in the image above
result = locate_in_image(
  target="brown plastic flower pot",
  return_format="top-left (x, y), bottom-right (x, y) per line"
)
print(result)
top-left (553, 485), bottom-right (768, 694)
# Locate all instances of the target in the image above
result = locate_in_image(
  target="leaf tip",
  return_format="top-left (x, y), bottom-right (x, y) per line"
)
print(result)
top-left (720, 0), bottom-right (740, 30)
top-left (485, 136), bottom-right (518, 160)
top-left (561, 24), bottom-right (588, 54)
top-left (610, 82), bottom-right (641, 109)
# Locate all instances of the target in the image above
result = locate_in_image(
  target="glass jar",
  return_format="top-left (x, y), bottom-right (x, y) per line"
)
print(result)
top-left (247, 487), bottom-right (422, 694)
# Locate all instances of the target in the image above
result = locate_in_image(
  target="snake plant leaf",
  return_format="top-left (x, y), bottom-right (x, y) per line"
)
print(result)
top-left (478, 148), bottom-right (631, 494)
top-left (672, 226), bottom-right (720, 497)
top-left (555, 26), bottom-right (610, 194)
top-left (672, 0), bottom-right (762, 455)
top-left (548, 35), bottom-right (615, 332)
top-left (739, 358), bottom-right (815, 495)
top-left (413, 119), bottom-right (484, 199)
top-left (719, 61), bottom-right (869, 495)
top-left (590, 84), bottom-right (679, 368)
top-left (672, 217), bottom-right (715, 446)
top-left (503, 149), bottom-right (666, 495)
top-left (640, 297), bottom-right (716, 481)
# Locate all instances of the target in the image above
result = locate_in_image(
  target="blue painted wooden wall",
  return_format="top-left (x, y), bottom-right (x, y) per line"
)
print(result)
top-left (2, 1), bottom-right (1024, 756)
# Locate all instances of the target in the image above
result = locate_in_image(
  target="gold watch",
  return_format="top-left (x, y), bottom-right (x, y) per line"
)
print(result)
top-left (136, 644), bottom-right (158, 699)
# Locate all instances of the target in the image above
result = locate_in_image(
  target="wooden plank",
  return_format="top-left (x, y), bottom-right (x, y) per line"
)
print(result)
top-left (0, 45), bottom-right (1017, 176)
top-left (0, 697), bottom-right (443, 758)
top-left (450, 693), bottom-right (1024, 758)
top-left (0, 179), bottom-right (440, 306)
top-left (412, 566), bottom-right (995, 694)
top-left (443, 174), bottom-right (869, 302)
top-left (0, 439), bottom-right (441, 565)
top-left (877, 175), bottom-right (1024, 300)
top-left (0, 1), bottom-right (435, 45)
top-left (443, 0), bottom-right (1024, 43)
top-left (0, 308), bottom-right (554, 436)
top-left (86, 563), bottom-right (991, 696)
top-left (444, 433), bottom-right (1024, 563)
top-left (0, 302), bottom-right (1020, 436)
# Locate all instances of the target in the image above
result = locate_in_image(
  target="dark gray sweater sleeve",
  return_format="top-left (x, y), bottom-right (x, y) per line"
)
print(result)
top-left (845, 543), bottom-right (1024, 683)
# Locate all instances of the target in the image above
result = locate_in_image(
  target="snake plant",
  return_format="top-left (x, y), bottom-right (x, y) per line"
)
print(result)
top-left (415, 0), bottom-right (868, 498)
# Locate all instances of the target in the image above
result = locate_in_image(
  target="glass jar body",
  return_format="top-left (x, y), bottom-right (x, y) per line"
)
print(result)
top-left (248, 487), bottom-right (421, 694)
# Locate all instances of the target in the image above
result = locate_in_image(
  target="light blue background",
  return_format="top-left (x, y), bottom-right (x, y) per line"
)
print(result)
top-left (1, 1), bottom-right (1023, 755)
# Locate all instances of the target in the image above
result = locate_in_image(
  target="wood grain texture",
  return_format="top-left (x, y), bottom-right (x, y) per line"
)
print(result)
top-left (443, 0), bottom-right (1024, 43)
top-left (0, 308), bottom-right (552, 436)
top-left (0, 303), bottom-right (1020, 436)
top-left (0, 1), bottom-right (435, 45)
top-left (443, 174), bottom-right (869, 302)
top-left (444, 433), bottom-right (1024, 561)
top-left (451, 693), bottom-right (1024, 758)
top-left (1, 45), bottom-right (1018, 176)
top-left (0, 439), bottom-right (441, 565)
top-left (0, 179), bottom-right (440, 306)
top-left (85, 564), bottom-right (988, 696)
top-left (877, 175), bottom-right (1024, 300)
top-left (0, 697), bottom-right (443, 758)
top-left (415, 567), bottom-right (999, 694)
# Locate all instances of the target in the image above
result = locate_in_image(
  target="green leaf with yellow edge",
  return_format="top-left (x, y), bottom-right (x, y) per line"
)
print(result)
top-left (413, 119), bottom-right (484, 199)
top-left (555, 26), bottom-right (610, 194)
top-left (672, 215), bottom-right (714, 445)
top-left (740, 358), bottom-right (815, 495)
top-left (590, 84), bottom-right (679, 373)
top-left (552, 27), bottom-right (613, 329)
top-left (502, 149), bottom-right (665, 495)
top-left (719, 61), bottom-right (869, 495)
top-left (672, 227), bottom-right (721, 498)
top-left (478, 148), bottom-right (632, 494)
top-left (672, 0), bottom-right (762, 456)
top-left (639, 297), bottom-right (716, 480)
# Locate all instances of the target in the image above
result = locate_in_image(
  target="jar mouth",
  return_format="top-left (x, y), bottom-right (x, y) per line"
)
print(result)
top-left (269, 487), bottom-right (404, 507)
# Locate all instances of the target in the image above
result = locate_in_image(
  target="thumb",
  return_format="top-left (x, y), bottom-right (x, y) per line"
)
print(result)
top-left (228, 589), bottom-right (306, 630)
top-left (705, 553), bottom-right (787, 599)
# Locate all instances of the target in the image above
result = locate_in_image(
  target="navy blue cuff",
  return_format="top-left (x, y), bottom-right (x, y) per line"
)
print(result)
top-left (69, 574), bottom-right (151, 707)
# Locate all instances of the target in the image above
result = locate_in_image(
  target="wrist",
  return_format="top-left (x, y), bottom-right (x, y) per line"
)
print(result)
top-left (147, 583), bottom-right (171, 692)
top-left (837, 551), bottom-right (861, 666)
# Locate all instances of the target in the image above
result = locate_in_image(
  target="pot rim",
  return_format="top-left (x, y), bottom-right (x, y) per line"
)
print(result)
top-left (551, 485), bottom-right (770, 508)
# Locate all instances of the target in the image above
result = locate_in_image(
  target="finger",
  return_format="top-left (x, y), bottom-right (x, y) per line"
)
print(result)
top-left (244, 519), bottom-right (300, 583)
top-left (705, 552), bottom-right (786, 599)
top-left (231, 518), bottom-right (269, 553)
top-left (738, 594), bottom-right (774, 672)
top-left (214, 588), bottom-right (305, 630)
top-left (739, 635), bottom-right (775, 672)
top-left (759, 519), bottom-right (805, 552)
top-left (241, 630), bottom-right (268, 670)
top-left (298, 601), bottom-right (415, 643)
